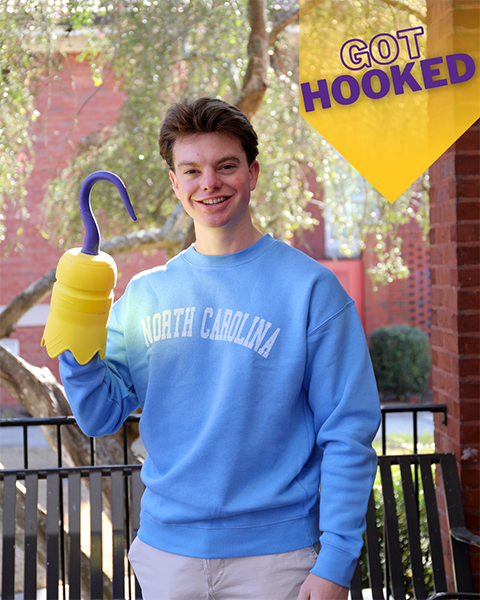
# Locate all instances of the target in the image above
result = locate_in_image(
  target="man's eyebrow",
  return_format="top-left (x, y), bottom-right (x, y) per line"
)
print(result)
top-left (216, 155), bottom-right (241, 165)
top-left (177, 160), bottom-right (199, 168)
top-left (176, 155), bottom-right (241, 168)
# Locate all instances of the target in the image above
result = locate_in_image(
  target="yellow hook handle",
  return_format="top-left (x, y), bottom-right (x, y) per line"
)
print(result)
top-left (41, 172), bottom-right (136, 364)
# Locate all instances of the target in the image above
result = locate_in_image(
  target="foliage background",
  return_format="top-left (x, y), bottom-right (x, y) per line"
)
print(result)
top-left (1, 0), bottom-right (428, 284)
top-left (369, 324), bottom-right (432, 401)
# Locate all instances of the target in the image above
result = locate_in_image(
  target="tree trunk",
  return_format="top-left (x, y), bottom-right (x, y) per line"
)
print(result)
top-left (235, 0), bottom-right (269, 119)
top-left (0, 345), bottom-right (142, 509)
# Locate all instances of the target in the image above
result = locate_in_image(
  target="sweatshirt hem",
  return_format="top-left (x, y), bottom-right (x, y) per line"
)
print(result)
top-left (138, 508), bottom-right (319, 559)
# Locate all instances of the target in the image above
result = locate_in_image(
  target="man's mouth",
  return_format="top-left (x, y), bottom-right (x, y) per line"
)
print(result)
top-left (198, 196), bottom-right (229, 205)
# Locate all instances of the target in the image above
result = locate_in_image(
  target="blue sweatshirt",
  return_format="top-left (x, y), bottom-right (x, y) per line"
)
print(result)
top-left (59, 234), bottom-right (380, 587)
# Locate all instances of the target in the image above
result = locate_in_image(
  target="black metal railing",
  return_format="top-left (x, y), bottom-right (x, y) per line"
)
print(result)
top-left (0, 414), bottom-right (142, 469)
top-left (0, 404), bottom-right (448, 467)
top-left (0, 402), bottom-right (448, 599)
top-left (0, 464), bottom-right (143, 600)
top-left (380, 402), bottom-right (447, 454)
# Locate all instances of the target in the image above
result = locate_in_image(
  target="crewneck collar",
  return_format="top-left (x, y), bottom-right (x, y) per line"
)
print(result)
top-left (183, 234), bottom-right (275, 268)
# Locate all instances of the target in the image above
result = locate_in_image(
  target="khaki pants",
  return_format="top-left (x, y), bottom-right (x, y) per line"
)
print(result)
top-left (128, 536), bottom-right (320, 600)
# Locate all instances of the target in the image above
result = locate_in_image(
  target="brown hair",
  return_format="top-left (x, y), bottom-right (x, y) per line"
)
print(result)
top-left (159, 97), bottom-right (258, 170)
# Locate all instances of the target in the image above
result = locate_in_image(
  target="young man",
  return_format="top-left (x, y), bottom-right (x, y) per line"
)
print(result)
top-left (59, 97), bottom-right (380, 600)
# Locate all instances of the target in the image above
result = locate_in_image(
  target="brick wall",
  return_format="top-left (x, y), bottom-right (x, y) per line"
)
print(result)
top-left (363, 221), bottom-right (431, 339)
top-left (430, 118), bottom-right (480, 591)
top-left (427, 0), bottom-right (480, 590)
top-left (294, 200), bottom-right (432, 341)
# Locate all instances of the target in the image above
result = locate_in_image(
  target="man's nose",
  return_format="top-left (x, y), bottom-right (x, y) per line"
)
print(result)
top-left (201, 168), bottom-right (221, 190)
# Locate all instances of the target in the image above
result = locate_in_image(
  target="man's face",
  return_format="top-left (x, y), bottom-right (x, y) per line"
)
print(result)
top-left (169, 132), bottom-right (259, 238)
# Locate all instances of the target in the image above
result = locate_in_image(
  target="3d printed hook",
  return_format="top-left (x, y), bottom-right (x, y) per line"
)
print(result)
top-left (79, 171), bottom-right (137, 256)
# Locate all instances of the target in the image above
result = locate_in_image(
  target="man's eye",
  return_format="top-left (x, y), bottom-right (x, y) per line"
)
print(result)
top-left (220, 164), bottom-right (235, 171)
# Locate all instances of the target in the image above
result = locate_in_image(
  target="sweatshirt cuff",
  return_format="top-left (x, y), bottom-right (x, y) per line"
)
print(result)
top-left (59, 349), bottom-right (99, 368)
top-left (310, 542), bottom-right (358, 588)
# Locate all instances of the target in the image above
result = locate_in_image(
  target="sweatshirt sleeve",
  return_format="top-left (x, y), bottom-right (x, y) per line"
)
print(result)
top-left (58, 293), bottom-right (140, 437)
top-left (304, 300), bottom-right (381, 587)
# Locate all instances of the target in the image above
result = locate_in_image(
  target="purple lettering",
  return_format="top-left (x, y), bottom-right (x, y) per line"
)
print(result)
top-left (331, 75), bottom-right (360, 105)
top-left (370, 34), bottom-right (399, 65)
top-left (396, 27), bottom-right (425, 60)
top-left (446, 53), bottom-right (476, 84)
top-left (340, 38), bottom-right (371, 70)
top-left (301, 80), bottom-right (331, 111)
top-left (420, 56), bottom-right (448, 89)
top-left (362, 69), bottom-right (390, 99)
top-left (391, 62), bottom-right (422, 94)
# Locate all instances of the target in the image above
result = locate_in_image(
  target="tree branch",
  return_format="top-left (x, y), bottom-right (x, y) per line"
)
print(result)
top-left (234, 0), bottom-right (269, 119)
top-left (268, 0), bottom-right (324, 46)
top-left (379, 0), bottom-right (426, 23)
top-left (268, 0), bottom-right (425, 47)
top-left (0, 267), bottom-right (56, 340)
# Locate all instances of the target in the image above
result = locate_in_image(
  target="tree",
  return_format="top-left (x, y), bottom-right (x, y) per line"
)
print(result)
top-left (2, 0), bottom-right (428, 269)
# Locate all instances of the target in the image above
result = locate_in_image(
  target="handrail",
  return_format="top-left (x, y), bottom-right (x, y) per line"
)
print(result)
top-left (380, 403), bottom-right (447, 455)
top-left (0, 462), bottom-right (142, 480)
top-left (0, 414), bottom-right (142, 468)
top-left (0, 405), bottom-right (447, 466)
top-left (0, 414), bottom-right (141, 427)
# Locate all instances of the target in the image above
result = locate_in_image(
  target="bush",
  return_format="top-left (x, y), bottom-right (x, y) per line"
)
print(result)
top-left (369, 325), bottom-right (431, 402)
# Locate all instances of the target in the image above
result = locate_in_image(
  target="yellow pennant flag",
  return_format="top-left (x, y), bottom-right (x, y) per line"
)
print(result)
top-left (299, 1), bottom-right (480, 203)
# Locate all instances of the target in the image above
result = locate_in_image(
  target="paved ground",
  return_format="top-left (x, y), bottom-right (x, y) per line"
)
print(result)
top-left (0, 426), bottom-right (55, 470)
top-left (0, 425), bottom-right (50, 448)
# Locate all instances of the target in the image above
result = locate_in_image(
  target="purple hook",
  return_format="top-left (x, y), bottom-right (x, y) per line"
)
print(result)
top-left (79, 171), bottom-right (137, 255)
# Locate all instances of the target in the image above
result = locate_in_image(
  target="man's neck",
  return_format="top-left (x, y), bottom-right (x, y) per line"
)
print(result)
top-left (193, 222), bottom-right (263, 256)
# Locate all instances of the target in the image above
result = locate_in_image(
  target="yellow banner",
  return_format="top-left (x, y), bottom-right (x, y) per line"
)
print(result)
top-left (299, 1), bottom-right (480, 202)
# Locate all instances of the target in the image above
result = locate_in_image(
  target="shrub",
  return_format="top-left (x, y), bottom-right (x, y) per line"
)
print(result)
top-left (369, 325), bottom-right (431, 402)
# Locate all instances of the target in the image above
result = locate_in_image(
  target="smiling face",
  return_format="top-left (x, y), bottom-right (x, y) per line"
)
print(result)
top-left (169, 132), bottom-right (260, 254)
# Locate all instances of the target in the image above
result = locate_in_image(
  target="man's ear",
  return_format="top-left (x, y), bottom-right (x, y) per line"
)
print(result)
top-left (169, 170), bottom-right (180, 199)
top-left (249, 160), bottom-right (260, 191)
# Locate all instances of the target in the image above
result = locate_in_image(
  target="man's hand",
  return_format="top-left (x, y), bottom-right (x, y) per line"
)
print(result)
top-left (297, 573), bottom-right (349, 600)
